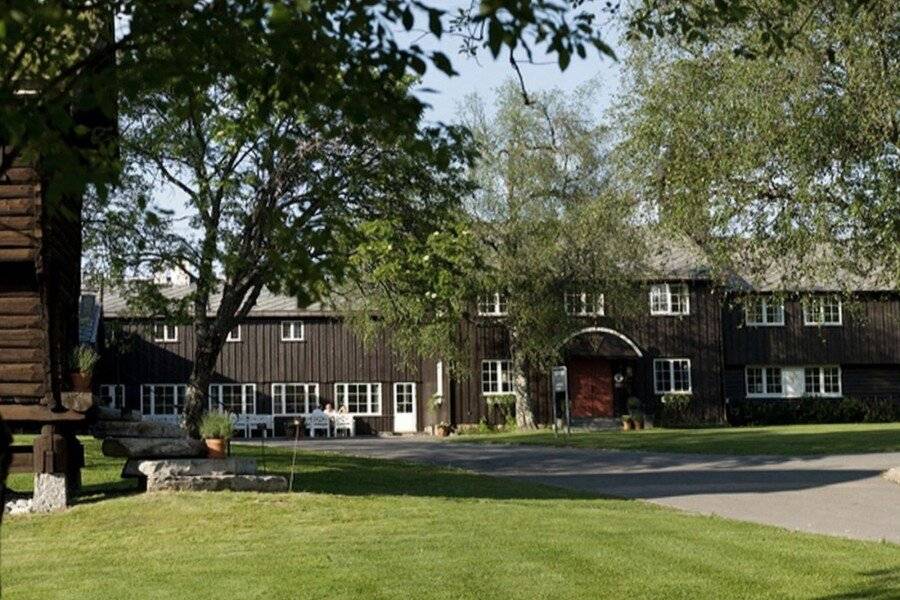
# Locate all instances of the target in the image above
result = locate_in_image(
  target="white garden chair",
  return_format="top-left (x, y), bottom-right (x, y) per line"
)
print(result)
top-left (306, 412), bottom-right (331, 438)
top-left (333, 413), bottom-right (355, 438)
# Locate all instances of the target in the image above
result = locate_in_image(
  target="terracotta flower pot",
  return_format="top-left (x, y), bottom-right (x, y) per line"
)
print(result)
top-left (622, 418), bottom-right (633, 431)
top-left (435, 425), bottom-right (450, 438)
top-left (70, 372), bottom-right (92, 392)
top-left (205, 438), bottom-right (227, 459)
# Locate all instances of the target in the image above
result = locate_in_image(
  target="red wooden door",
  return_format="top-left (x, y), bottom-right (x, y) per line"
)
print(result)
top-left (567, 357), bottom-right (614, 417)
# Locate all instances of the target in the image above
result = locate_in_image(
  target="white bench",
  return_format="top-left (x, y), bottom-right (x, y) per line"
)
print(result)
top-left (234, 414), bottom-right (274, 438)
top-left (306, 413), bottom-right (331, 438)
top-left (333, 413), bottom-right (355, 437)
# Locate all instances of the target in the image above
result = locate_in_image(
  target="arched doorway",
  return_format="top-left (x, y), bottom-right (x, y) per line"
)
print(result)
top-left (561, 328), bottom-right (643, 418)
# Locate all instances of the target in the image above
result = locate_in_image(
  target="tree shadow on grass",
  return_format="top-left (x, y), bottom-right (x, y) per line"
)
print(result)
top-left (238, 446), bottom-right (599, 501)
top-left (816, 568), bottom-right (900, 600)
top-left (73, 479), bottom-right (142, 507)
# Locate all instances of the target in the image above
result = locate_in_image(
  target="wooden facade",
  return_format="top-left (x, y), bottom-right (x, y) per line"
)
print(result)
top-left (100, 317), bottom-right (443, 435)
top-left (99, 280), bottom-right (899, 433)
top-left (0, 153), bottom-right (83, 417)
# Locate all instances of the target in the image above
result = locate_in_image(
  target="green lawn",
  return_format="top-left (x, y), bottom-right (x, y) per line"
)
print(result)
top-left (454, 422), bottom-right (900, 455)
top-left (2, 438), bottom-right (898, 599)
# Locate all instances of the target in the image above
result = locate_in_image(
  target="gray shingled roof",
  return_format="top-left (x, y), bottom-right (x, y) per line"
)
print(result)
top-left (101, 285), bottom-right (333, 318)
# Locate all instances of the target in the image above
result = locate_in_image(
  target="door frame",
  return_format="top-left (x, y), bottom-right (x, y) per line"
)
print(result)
top-left (393, 382), bottom-right (417, 433)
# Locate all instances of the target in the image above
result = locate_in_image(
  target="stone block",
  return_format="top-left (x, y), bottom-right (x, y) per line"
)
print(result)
top-left (101, 437), bottom-right (206, 459)
top-left (148, 474), bottom-right (288, 493)
top-left (32, 473), bottom-right (69, 512)
top-left (122, 458), bottom-right (257, 478)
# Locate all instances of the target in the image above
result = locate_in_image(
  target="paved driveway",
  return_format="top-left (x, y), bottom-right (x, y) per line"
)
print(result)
top-left (275, 437), bottom-right (900, 543)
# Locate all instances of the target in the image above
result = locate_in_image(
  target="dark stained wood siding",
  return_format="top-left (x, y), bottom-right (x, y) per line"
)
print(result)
top-left (453, 282), bottom-right (726, 425)
top-left (100, 317), bottom-right (439, 434)
top-left (0, 161), bottom-right (49, 404)
top-left (722, 294), bottom-right (900, 366)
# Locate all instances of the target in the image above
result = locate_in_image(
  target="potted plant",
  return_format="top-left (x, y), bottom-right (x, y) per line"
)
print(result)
top-left (435, 421), bottom-right (452, 438)
top-left (69, 345), bottom-right (99, 392)
top-left (199, 412), bottom-right (234, 458)
top-left (631, 409), bottom-right (645, 430)
top-left (621, 414), bottom-right (633, 431)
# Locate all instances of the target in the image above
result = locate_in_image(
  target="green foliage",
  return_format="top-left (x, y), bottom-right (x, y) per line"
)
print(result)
top-left (728, 396), bottom-right (900, 426)
top-left (198, 412), bottom-right (234, 440)
top-left (425, 393), bottom-right (444, 416)
top-left (659, 394), bottom-right (695, 427)
top-left (614, 0), bottom-right (900, 288)
top-left (69, 345), bottom-right (99, 374)
top-left (1, 1), bottom-right (621, 209)
top-left (486, 393), bottom-right (517, 424)
top-left (456, 82), bottom-right (651, 421)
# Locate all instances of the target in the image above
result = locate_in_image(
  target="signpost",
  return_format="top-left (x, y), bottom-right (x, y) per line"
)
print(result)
top-left (551, 366), bottom-right (570, 437)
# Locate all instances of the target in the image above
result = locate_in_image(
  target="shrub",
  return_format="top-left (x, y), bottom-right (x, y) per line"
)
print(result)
top-left (69, 345), bottom-right (100, 374)
top-left (659, 393), bottom-right (695, 427)
top-left (727, 396), bottom-right (900, 426)
top-left (485, 393), bottom-right (516, 424)
top-left (199, 412), bottom-right (234, 440)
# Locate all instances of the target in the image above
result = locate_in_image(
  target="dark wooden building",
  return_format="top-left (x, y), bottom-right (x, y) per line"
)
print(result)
top-left (98, 288), bottom-right (446, 436)
top-left (98, 251), bottom-right (899, 433)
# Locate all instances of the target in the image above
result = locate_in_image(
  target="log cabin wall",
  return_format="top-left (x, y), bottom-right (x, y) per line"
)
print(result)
top-left (0, 154), bottom-right (83, 410)
top-left (0, 159), bottom-right (50, 405)
top-left (100, 317), bottom-right (439, 435)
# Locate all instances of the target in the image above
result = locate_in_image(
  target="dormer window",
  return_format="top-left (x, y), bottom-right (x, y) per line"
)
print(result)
top-left (649, 283), bottom-right (690, 316)
top-left (745, 297), bottom-right (785, 326)
top-left (803, 296), bottom-right (842, 326)
top-left (477, 292), bottom-right (508, 317)
top-left (565, 292), bottom-right (604, 317)
top-left (152, 323), bottom-right (178, 343)
top-left (280, 320), bottom-right (305, 341)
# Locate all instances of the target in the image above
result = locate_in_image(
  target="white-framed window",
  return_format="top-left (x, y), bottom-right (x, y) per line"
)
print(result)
top-left (152, 323), bottom-right (178, 342)
top-left (744, 297), bottom-right (785, 326)
top-left (271, 383), bottom-right (319, 415)
top-left (334, 383), bottom-right (382, 415)
top-left (394, 382), bottom-right (416, 413)
top-left (477, 292), bottom-right (508, 317)
top-left (653, 359), bottom-right (692, 394)
top-left (481, 359), bottom-right (513, 395)
top-left (565, 292), bottom-right (605, 317)
top-left (745, 366), bottom-right (784, 397)
top-left (209, 383), bottom-right (257, 415)
top-left (140, 384), bottom-right (186, 415)
top-left (649, 283), bottom-right (690, 316)
top-left (804, 366), bottom-right (842, 397)
top-left (99, 384), bottom-right (126, 409)
top-left (280, 320), bottom-right (305, 341)
top-left (803, 297), bottom-right (842, 326)
top-left (226, 325), bottom-right (241, 342)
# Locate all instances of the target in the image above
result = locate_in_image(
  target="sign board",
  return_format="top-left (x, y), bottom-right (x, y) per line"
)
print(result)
top-left (551, 366), bottom-right (567, 393)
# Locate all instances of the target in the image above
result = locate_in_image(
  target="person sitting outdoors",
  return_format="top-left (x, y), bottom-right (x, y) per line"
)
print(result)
top-left (323, 402), bottom-right (336, 417)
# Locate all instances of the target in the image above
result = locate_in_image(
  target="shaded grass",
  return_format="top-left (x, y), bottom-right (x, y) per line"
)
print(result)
top-left (2, 438), bottom-right (898, 599)
top-left (454, 423), bottom-right (900, 455)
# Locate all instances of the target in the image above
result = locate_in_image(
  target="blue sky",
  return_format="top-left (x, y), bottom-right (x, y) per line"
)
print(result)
top-left (410, 14), bottom-right (625, 123)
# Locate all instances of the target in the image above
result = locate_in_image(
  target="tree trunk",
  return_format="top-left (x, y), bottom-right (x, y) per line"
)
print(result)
top-left (183, 332), bottom-right (218, 438)
top-left (511, 346), bottom-right (537, 430)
